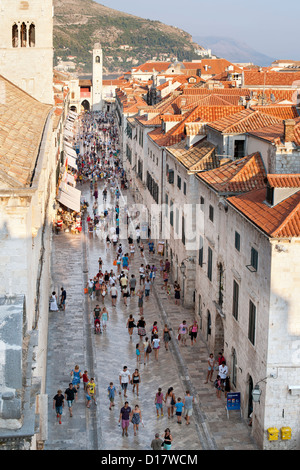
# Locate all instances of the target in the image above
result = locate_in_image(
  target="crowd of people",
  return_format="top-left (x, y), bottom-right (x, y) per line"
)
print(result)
top-left (51, 109), bottom-right (231, 450)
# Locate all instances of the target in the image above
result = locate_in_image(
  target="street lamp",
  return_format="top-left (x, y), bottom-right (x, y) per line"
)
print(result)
top-left (252, 377), bottom-right (268, 404)
top-left (252, 385), bottom-right (262, 404)
top-left (180, 261), bottom-right (187, 276)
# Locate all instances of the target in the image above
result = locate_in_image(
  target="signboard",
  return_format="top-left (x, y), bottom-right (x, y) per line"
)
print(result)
top-left (226, 392), bottom-right (241, 418)
top-left (157, 241), bottom-right (165, 256)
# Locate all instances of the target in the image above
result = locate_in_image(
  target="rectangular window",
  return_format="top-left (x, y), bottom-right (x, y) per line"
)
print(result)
top-left (170, 200), bottom-right (174, 226)
top-left (232, 280), bottom-right (239, 320)
top-left (175, 207), bottom-right (179, 234)
top-left (182, 215), bottom-right (185, 245)
top-left (250, 248), bottom-right (258, 271)
top-left (207, 247), bottom-right (213, 281)
top-left (200, 196), bottom-right (204, 211)
top-left (198, 236), bottom-right (203, 267)
top-left (248, 300), bottom-right (256, 345)
top-left (183, 182), bottom-right (187, 195)
top-left (209, 205), bottom-right (214, 222)
top-left (165, 194), bottom-right (169, 218)
top-left (235, 231), bottom-right (240, 252)
top-left (177, 175), bottom-right (181, 189)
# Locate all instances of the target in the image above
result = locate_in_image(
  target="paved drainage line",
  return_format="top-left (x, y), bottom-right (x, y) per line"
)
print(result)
top-left (82, 217), bottom-right (102, 450)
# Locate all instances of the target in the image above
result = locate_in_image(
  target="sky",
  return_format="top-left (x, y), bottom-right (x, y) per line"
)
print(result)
top-left (95, 0), bottom-right (299, 60)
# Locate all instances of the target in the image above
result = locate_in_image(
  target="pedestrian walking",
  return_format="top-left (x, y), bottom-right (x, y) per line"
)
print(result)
top-left (130, 404), bottom-right (142, 436)
top-left (126, 314), bottom-right (136, 339)
top-left (189, 320), bottom-right (199, 346)
top-left (175, 397), bottom-right (184, 424)
top-left (136, 343), bottom-right (141, 365)
top-left (107, 382), bottom-right (116, 410)
top-left (178, 320), bottom-right (188, 346)
top-left (137, 288), bottom-right (144, 315)
top-left (155, 388), bottom-right (165, 418)
top-left (53, 390), bottom-right (64, 424)
top-left (50, 291), bottom-right (59, 312)
top-left (162, 428), bottom-right (173, 450)
top-left (174, 282), bottom-right (181, 305)
top-left (214, 375), bottom-right (222, 399)
top-left (70, 365), bottom-right (82, 390)
top-left (82, 370), bottom-right (89, 391)
top-left (163, 324), bottom-right (171, 351)
top-left (119, 366), bottom-right (131, 398)
top-left (152, 334), bottom-right (160, 361)
top-left (101, 306), bottom-right (109, 330)
top-left (64, 383), bottom-right (78, 418)
top-left (130, 274), bottom-right (136, 296)
top-left (151, 433), bottom-right (163, 450)
top-left (131, 369), bottom-right (141, 396)
top-left (110, 283), bottom-right (118, 307)
top-left (183, 390), bottom-right (194, 425)
top-left (86, 385), bottom-right (92, 408)
top-left (87, 378), bottom-right (97, 405)
top-left (165, 387), bottom-right (176, 419)
top-left (60, 287), bottom-right (67, 310)
top-left (143, 336), bottom-right (152, 365)
top-left (137, 317), bottom-right (146, 340)
top-left (144, 277), bottom-right (151, 301)
top-left (119, 402), bottom-right (131, 437)
top-left (151, 321), bottom-right (158, 342)
top-left (204, 353), bottom-right (215, 383)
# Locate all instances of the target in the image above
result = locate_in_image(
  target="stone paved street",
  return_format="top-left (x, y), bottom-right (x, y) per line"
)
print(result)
top-left (45, 176), bottom-right (258, 451)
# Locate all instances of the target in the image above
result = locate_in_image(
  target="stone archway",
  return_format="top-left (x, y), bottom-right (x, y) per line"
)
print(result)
top-left (81, 100), bottom-right (90, 112)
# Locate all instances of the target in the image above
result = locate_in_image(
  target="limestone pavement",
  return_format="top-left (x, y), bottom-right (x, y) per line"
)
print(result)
top-left (45, 168), bottom-right (258, 452)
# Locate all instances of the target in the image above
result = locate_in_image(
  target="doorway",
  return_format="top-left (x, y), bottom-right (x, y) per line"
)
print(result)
top-left (81, 100), bottom-right (90, 112)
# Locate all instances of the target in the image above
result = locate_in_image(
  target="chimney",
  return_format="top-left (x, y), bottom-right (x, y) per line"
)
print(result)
top-left (284, 119), bottom-right (295, 143)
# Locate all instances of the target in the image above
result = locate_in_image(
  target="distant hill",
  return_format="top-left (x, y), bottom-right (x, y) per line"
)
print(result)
top-left (53, 0), bottom-right (202, 73)
top-left (193, 36), bottom-right (275, 67)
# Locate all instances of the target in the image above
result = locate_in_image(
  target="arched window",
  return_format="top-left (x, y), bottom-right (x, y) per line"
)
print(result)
top-left (12, 24), bottom-right (19, 48)
top-left (95, 56), bottom-right (100, 63)
top-left (29, 23), bottom-right (35, 47)
top-left (21, 22), bottom-right (27, 47)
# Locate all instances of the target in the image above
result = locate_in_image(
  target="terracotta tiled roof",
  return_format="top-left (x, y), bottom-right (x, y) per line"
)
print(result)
top-left (267, 174), bottom-right (300, 188)
top-left (251, 105), bottom-right (299, 120)
top-left (247, 118), bottom-right (300, 146)
top-left (182, 59), bottom-right (242, 76)
top-left (197, 152), bottom-right (267, 195)
top-left (0, 75), bottom-right (52, 189)
top-left (166, 139), bottom-right (218, 172)
top-left (228, 188), bottom-right (300, 238)
top-left (243, 70), bottom-right (300, 87)
top-left (207, 109), bottom-right (282, 134)
top-left (148, 104), bottom-right (241, 147)
top-left (133, 62), bottom-right (172, 73)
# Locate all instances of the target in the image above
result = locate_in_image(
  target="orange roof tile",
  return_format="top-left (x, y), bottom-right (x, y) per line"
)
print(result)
top-left (197, 152), bottom-right (266, 194)
top-left (243, 70), bottom-right (300, 87)
top-left (228, 188), bottom-right (300, 238)
top-left (267, 174), bottom-right (300, 188)
top-left (251, 105), bottom-right (299, 120)
top-left (207, 109), bottom-right (282, 134)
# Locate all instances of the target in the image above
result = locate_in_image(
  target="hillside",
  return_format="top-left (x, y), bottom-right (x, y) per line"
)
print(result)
top-left (53, 0), bottom-right (203, 73)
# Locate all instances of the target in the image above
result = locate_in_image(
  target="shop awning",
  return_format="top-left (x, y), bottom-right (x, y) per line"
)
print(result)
top-left (57, 182), bottom-right (81, 212)
top-left (65, 147), bottom-right (77, 158)
top-left (66, 155), bottom-right (77, 170)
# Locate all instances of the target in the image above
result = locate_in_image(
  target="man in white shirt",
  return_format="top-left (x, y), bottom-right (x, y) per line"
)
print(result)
top-left (110, 283), bottom-right (118, 306)
top-left (119, 366), bottom-right (131, 398)
top-left (219, 361), bottom-right (228, 391)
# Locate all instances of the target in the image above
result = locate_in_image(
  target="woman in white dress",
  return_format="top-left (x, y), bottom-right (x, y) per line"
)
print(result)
top-left (50, 291), bottom-right (59, 311)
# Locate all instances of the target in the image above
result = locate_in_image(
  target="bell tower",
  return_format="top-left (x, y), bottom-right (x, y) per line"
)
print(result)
top-left (92, 43), bottom-right (103, 111)
top-left (0, 0), bottom-right (54, 104)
